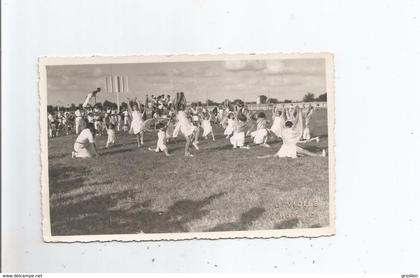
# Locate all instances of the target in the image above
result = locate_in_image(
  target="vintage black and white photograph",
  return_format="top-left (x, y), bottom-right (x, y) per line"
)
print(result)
top-left (40, 53), bottom-right (335, 241)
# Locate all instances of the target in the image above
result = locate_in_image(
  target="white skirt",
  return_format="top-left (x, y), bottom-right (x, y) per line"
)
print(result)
top-left (230, 132), bottom-right (245, 147)
top-left (202, 120), bottom-right (212, 137)
top-left (130, 119), bottom-right (145, 135)
top-left (224, 124), bottom-right (234, 136)
top-left (107, 130), bottom-right (116, 145)
top-left (276, 143), bottom-right (297, 158)
top-left (251, 129), bottom-right (268, 144)
top-left (74, 142), bottom-right (92, 158)
top-left (181, 124), bottom-right (196, 137)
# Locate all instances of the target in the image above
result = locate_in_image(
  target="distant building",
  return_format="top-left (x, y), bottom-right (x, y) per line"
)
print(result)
top-left (256, 95), bottom-right (267, 104)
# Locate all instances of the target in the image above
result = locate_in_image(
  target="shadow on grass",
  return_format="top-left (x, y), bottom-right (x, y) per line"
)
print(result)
top-left (207, 207), bottom-right (266, 232)
top-left (100, 147), bottom-right (136, 156)
top-left (48, 153), bottom-right (69, 160)
top-left (274, 218), bottom-right (300, 229)
top-left (103, 143), bottom-right (124, 148)
top-left (299, 145), bottom-right (325, 153)
top-left (211, 144), bottom-right (235, 151)
top-left (317, 134), bottom-right (328, 139)
top-left (167, 145), bottom-right (186, 153)
top-left (50, 189), bottom-right (136, 236)
top-left (274, 219), bottom-right (324, 229)
top-left (50, 191), bottom-right (228, 236)
top-left (48, 164), bottom-right (91, 195)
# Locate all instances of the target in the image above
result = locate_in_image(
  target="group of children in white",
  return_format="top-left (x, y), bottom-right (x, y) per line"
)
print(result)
top-left (49, 91), bottom-right (326, 159)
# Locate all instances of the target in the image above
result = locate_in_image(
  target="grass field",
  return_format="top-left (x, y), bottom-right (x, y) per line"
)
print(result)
top-left (48, 109), bottom-right (330, 236)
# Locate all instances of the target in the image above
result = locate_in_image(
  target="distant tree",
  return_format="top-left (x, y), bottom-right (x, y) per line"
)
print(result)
top-left (47, 105), bottom-right (54, 113)
top-left (232, 99), bottom-right (244, 105)
top-left (70, 103), bottom-right (76, 111)
top-left (128, 100), bottom-right (137, 108)
top-left (207, 99), bottom-right (219, 106)
top-left (303, 92), bottom-right (315, 102)
top-left (103, 100), bottom-right (117, 110)
top-left (316, 93), bottom-right (327, 101)
top-left (283, 99), bottom-right (292, 103)
top-left (103, 100), bottom-right (112, 108)
top-left (94, 102), bottom-right (103, 109)
top-left (120, 102), bottom-right (128, 109)
top-left (267, 98), bottom-right (279, 104)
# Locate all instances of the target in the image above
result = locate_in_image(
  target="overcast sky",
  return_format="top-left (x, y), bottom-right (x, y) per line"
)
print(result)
top-left (46, 58), bottom-right (326, 106)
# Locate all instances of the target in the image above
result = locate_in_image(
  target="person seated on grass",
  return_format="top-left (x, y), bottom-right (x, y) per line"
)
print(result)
top-left (148, 122), bottom-right (173, 157)
top-left (230, 110), bottom-right (250, 149)
top-left (250, 112), bottom-right (270, 148)
top-left (258, 106), bottom-right (325, 159)
top-left (245, 110), bottom-right (258, 137)
top-left (72, 123), bottom-right (100, 158)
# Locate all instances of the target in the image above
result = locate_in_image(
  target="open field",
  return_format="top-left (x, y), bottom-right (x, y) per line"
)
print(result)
top-left (48, 109), bottom-right (329, 236)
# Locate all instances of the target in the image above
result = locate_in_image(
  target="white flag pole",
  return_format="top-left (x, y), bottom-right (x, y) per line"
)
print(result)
top-left (115, 76), bottom-right (120, 113)
top-left (105, 75), bottom-right (112, 94)
top-left (117, 90), bottom-right (120, 113)
top-left (124, 76), bottom-right (129, 93)
top-left (111, 75), bottom-right (114, 93)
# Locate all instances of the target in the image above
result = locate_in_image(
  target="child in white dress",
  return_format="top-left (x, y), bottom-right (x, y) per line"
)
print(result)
top-left (127, 98), bottom-right (147, 148)
top-left (105, 123), bottom-right (116, 149)
top-left (201, 112), bottom-right (215, 141)
top-left (148, 122), bottom-right (173, 156)
top-left (224, 113), bottom-right (235, 138)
